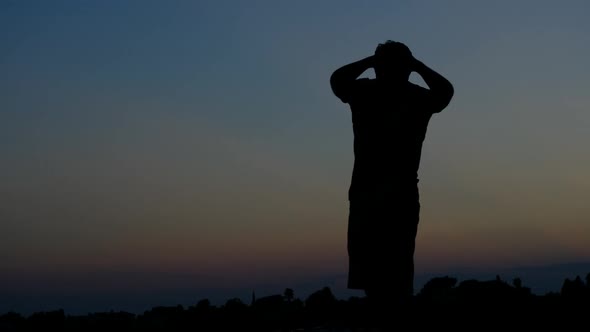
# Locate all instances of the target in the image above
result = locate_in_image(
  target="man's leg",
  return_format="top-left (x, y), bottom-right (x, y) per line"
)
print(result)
top-left (363, 198), bottom-right (420, 327)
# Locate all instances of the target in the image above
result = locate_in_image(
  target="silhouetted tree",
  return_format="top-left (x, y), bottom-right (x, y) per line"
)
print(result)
top-left (254, 294), bottom-right (283, 308)
top-left (0, 312), bottom-right (26, 330)
top-left (305, 286), bottom-right (337, 326)
top-left (561, 276), bottom-right (585, 303)
top-left (454, 275), bottom-right (522, 310)
top-left (139, 305), bottom-right (185, 330)
top-left (196, 298), bottom-right (211, 310)
top-left (186, 299), bottom-right (216, 330)
top-left (188, 298), bottom-right (214, 317)
top-left (513, 277), bottom-right (522, 289)
top-left (417, 275), bottom-right (457, 302)
top-left (2, 272), bottom-right (590, 330)
top-left (284, 288), bottom-right (294, 303)
top-left (305, 287), bottom-right (337, 310)
top-left (28, 309), bottom-right (65, 330)
top-left (220, 298), bottom-right (250, 327)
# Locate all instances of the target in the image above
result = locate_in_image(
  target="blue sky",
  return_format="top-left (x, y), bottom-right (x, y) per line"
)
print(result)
top-left (1, 0), bottom-right (589, 314)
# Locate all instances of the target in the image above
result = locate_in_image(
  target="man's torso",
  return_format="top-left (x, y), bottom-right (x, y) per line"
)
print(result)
top-left (346, 79), bottom-right (434, 200)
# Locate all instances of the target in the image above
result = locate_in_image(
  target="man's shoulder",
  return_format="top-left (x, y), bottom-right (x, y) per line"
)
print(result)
top-left (344, 78), bottom-right (375, 103)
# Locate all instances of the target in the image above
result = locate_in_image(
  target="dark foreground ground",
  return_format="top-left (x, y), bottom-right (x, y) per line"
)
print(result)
top-left (2, 274), bottom-right (589, 331)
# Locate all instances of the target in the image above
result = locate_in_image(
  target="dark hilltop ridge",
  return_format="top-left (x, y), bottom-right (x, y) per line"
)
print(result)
top-left (1, 273), bottom-right (589, 331)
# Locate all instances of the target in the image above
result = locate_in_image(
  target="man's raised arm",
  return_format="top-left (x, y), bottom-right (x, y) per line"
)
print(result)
top-left (330, 56), bottom-right (374, 103)
top-left (413, 59), bottom-right (454, 112)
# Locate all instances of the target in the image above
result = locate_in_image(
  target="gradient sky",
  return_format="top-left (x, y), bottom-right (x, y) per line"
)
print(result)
top-left (1, 0), bottom-right (589, 314)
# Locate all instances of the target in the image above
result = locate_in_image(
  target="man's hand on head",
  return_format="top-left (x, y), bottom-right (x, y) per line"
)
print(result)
top-left (410, 56), bottom-right (423, 73)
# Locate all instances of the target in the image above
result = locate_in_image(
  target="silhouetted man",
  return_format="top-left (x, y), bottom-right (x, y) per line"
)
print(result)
top-left (330, 41), bottom-right (453, 320)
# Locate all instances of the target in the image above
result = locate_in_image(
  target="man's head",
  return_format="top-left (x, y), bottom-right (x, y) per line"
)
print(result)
top-left (374, 41), bottom-right (413, 82)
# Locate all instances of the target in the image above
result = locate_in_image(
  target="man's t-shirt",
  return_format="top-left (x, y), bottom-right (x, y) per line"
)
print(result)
top-left (337, 78), bottom-right (440, 201)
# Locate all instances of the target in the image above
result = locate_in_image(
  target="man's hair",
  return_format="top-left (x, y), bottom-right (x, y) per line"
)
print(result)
top-left (375, 40), bottom-right (412, 58)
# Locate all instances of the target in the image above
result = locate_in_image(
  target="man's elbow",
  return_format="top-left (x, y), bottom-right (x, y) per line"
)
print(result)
top-left (433, 85), bottom-right (454, 112)
top-left (330, 71), bottom-right (342, 91)
top-left (444, 84), bottom-right (454, 105)
top-left (330, 73), bottom-right (346, 100)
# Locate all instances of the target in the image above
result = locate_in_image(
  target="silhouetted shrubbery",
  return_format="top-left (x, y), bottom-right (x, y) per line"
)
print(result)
top-left (1, 273), bottom-right (589, 331)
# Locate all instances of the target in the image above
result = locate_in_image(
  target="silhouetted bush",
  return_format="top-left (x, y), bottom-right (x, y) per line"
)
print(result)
top-left (1, 273), bottom-right (589, 330)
